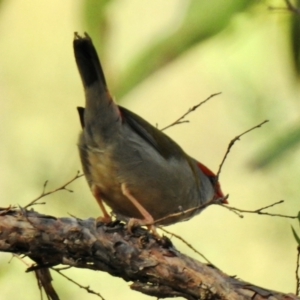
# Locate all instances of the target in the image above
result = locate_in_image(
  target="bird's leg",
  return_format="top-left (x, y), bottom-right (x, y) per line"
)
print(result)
top-left (121, 183), bottom-right (159, 237)
top-left (91, 184), bottom-right (112, 223)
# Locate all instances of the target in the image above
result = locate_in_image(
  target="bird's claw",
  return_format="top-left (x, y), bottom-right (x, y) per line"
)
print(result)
top-left (126, 218), bottom-right (160, 238)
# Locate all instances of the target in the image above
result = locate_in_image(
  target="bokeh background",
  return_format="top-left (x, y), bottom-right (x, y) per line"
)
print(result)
top-left (0, 0), bottom-right (300, 299)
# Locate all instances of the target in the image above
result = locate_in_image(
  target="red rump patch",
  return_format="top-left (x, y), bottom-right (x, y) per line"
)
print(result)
top-left (197, 162), bottom-right (228, 204)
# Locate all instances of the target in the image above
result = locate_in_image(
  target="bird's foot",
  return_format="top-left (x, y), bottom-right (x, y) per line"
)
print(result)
top-left (121, 183), bottom-right (160, 237)
top-left (96, 215), bottom-right (112, 224)
top-left (126, 218), bottom-right (160, 238)
top-left (91, 184), bottom-right (112, 223)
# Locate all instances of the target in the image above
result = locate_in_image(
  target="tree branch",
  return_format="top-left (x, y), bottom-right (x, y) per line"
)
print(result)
top-left (0, 207), bottom-right (298, 300)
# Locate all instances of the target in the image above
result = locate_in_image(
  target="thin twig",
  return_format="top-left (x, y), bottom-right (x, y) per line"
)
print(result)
top-left (296, 246), bottom-right (300, 295)
top-left (221, 200), bottom-right (298, 219)
top-left (25, 171), bottom-right (84, 208)
top-left (159, 227), bottom-right (214, 265)
top-left (11, 254), bottom-right (31, 266)
top-left (53, 266), bottom-right (72, 271)
top-left (161, 92), bottom-right (222, 131)
top-left (216, 120), bottom-right (269, 179)
top-left (10, 255), bottom-right (45, 299)
top-left (35, 272), bottom-right (44, 300)
top-left (153, 196), bottom-right (227, 225)
top-left (52, 268), bottom-right (105, 300)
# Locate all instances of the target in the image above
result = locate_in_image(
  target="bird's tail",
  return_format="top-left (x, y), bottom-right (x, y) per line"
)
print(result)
top-left (73, 33), bottom-right (120, 139)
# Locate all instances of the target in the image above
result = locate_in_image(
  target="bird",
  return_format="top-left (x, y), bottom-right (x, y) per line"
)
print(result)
top-left (73, 33), bottom-right (226, 231)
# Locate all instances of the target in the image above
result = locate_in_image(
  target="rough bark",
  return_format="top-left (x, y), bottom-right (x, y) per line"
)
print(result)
top-left (0, 207), bottom-right (297, 300)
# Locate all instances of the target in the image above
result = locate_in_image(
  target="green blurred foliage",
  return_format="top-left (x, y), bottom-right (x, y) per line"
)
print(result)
top-left (112, 0), bottom-right (253, 98)
top-left (256, 0), bottom-right (300, 168)
top-left (253, 0), bottom-right (300, 169)
top-left (253, 122), bottom-right (300, 167)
